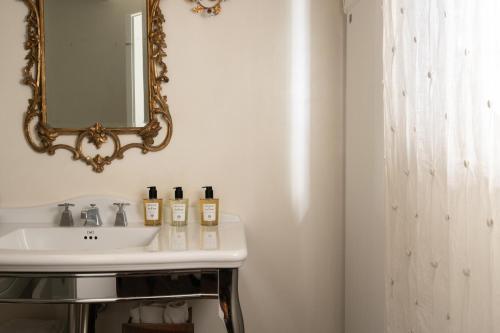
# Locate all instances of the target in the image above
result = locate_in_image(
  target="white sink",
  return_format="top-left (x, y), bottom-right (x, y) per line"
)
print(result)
top-left (0, 227), bottom-right (159, 251)
top-left (0, 196), bottom-right (247, 272)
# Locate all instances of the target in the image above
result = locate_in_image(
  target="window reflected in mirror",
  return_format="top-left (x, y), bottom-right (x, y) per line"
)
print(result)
top-left (44, 0), bottom-right (149, 129)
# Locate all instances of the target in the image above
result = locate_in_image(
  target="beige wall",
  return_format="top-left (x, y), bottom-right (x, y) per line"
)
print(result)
top-left (0, 0), bottom-right (345, 332)
top-left (345, 1), bottom-right (385, 333)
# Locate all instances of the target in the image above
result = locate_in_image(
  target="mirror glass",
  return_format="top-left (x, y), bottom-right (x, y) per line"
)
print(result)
top-left (44, 0), bottom-right (149, 129)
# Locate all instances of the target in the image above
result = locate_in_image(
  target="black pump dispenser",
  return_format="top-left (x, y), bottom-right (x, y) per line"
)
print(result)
top-left (203, 186), bottom-right (214, 199)
top-left (174, 187), bottom-right (184, 200)
top-left (147, 186), bottom-right (158, 200)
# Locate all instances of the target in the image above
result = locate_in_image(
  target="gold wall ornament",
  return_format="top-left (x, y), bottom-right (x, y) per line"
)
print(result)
top-left (189, 0), bottom-right (225, 16)
top-left (21, 0), bottom-right (173, 173)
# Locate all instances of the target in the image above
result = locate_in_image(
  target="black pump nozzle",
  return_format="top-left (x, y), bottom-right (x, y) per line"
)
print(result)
top-left (202, 186), bottom-right (214, 199)
top-left (147, 186), bottom-right (158, 200)
top-left (173, 187), bottom-right (184, 200)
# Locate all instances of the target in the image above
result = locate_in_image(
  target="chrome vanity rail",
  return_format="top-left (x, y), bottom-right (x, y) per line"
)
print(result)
top-left (0, 269), bottom-right (219, 304)
top-left (0, 268), bottom-right (245, 333)
top-left (0, 294), bottom-right (218, 305)
top-left (0, 269), bottom-right (211, 278)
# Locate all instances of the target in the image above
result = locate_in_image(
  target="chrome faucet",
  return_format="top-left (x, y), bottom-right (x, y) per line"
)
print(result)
top-left (81, 204), bottom-right (103, 227)
top-left (57, 203), bottom-right (75, 227)
top-left (113, 203), bottom-right (130, 227)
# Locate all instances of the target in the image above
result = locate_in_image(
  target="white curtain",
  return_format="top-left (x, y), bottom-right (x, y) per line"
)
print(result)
top-left (384, 1), bottom-right (500, 333)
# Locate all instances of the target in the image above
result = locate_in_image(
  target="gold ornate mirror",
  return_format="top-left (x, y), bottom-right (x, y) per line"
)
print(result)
top-left (22, 0), bottom-right (172, 173)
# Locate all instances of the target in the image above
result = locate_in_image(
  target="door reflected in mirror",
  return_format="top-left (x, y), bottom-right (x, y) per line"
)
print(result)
top-left (44, 0), bottom-right (149, 129)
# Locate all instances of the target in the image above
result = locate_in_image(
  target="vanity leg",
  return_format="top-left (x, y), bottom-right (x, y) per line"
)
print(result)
top-left (219, 269), bottom-right (245, 333)
top-left (68, 304), bottom-right (77, 333)
top-left (68, 304), bottom-right (90, 333)
top-left (80, 304), bottom-right (89, 333)
top-left (88, 304), bottom-right (98, 333)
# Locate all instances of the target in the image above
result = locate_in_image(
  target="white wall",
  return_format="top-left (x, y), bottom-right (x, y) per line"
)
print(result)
top-left (0, 1), bottom-right (345, 332)
top-left (345, 1), bottom-right (385, 333)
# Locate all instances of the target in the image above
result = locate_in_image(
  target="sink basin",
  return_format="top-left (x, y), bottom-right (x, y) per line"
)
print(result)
top-left (0, 196), bottom-right (247, 272)
top-left (0, 227), bottom-right (159, 251)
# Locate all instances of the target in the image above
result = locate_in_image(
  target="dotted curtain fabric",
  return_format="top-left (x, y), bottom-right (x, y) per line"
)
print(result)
top-left (384, 1), bottom-right (500, 333)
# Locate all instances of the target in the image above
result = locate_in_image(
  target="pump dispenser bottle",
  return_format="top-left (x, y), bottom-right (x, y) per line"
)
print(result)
top-left (143, 186), bottom-right (163, 226)
top-left (168, 187), bottom-right (189, 251)
top-left (199, 186), bottom-right (219, 226)
top-left (199, 186), bottom-right (219, 250)
top-left (169, 187), bottom-right (189, 226)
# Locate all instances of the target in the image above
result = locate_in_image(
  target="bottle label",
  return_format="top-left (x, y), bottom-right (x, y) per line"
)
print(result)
top-left (203, 204), bottom-right (217, 222)
top-left (172, 204), bottom-right (186, 222)
top-left (171, 230), bottom-right (187, 251)
top-left (145, 203), bottom-right (159, 220)
top-left (202, 231), bottom-right (218, 250)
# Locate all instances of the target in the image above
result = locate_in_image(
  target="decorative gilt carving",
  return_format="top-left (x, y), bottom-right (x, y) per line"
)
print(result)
top-left (87, 123), bottom-right (108, 149)
top-left (21, 0), bottom-right (173, 173)
top-left (139, 120), bottom-right (161, 147)
top-left (37, 123), bottom-right (58, 149)
top-left (189, 0), bottom-right (225, 16)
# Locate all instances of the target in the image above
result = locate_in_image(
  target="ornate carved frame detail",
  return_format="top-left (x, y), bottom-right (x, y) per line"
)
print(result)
top-left (22, 0), bottom-right (172, 173)
top-left (190, 0), bottom-right (225, 16)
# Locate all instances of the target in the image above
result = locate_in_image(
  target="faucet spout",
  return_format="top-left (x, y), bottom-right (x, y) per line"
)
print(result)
top-left (81, 204), bottom-right (103, 227)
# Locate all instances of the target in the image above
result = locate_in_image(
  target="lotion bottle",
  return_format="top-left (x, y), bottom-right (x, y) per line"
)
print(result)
top-left (199, 186), bottom-right (219, 226)
top-left (169, 187), bottom-right (189, 226)
top-left (143, 186), bottom-right (163, 226)
top-left (199, 186), bottom-right (219, 250)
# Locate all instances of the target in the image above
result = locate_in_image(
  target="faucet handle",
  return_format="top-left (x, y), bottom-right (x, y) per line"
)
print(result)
top-left (57, 203), bottom-right (75, 227)
top-left (113, 203), bottom-right (130, 208)
top-left (113, 203), bottom-right (130, 227)
top-left (58, 203), bottom-right (75, 208)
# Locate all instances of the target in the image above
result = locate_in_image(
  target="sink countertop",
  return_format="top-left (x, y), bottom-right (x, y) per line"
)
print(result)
top-left (0, 197), bottom-right (247, 273)
top-left (0, 221), bottom-right (247, 272)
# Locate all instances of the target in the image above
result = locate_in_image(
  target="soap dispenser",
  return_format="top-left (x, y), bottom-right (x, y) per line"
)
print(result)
top-left (168, 187), bottom-right (189, 251)
top-left (143, 186), bottom-right (163, 226)
top-left (199, 186), bottom-right (219, 226)
top-left (199, 186), bottom-right (219, 250)
top-left (169, 187), bottom-right (189, 226)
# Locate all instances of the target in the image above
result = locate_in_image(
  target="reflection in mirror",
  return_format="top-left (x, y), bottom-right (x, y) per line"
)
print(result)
top-left (44, 0), bottom-right (149, 129)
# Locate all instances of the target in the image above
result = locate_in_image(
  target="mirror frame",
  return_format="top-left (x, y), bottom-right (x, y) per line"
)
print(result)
top-left (22, 0), bottom-right (172, 173)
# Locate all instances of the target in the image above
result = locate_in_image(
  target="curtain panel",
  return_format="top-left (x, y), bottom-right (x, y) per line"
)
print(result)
top-left (384, 1), bottom-right (500, 332)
